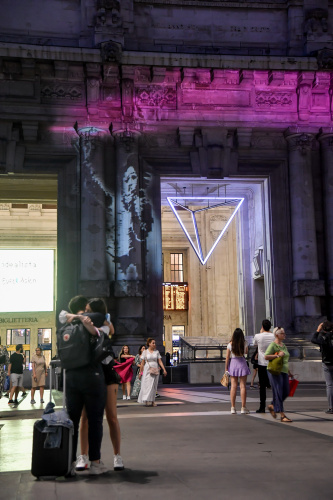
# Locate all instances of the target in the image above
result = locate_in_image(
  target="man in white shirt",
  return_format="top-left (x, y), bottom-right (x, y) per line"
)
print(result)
top-left (253, 319), bottom-right (275, 413)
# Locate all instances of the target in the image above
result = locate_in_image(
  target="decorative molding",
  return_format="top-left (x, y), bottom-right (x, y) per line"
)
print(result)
top-left (136, 86), bottom-right (176, 108)
top-left (284, 131), bottom-right (315, 155)
top-left (255, 91), bottom-right (293, 108)
top-left (41, 83), bottom-right (83, 102)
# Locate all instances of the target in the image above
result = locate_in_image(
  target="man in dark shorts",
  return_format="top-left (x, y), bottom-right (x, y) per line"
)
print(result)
top-left (8, 344), bottom-right (25, 405)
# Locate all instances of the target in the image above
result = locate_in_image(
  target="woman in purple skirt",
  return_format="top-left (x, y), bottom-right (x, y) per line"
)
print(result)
top-left (224, 328), bottom-right (251, 414)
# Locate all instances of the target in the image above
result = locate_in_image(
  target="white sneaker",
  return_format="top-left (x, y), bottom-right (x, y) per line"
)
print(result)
top-left (127, 395), bottom-right (130, 400)
top-left (231, 407), bottom-right (237, 414)
top-left (114, 454), bottom-right (124, 471)
top-left (122, 395), bottom-right (126, 400)
top-left (89, 460), bottom-right (109, 475)
top-left (241, 407), bottom-right (250, 414)
top-left (76, 454), bottom-right (89, 471)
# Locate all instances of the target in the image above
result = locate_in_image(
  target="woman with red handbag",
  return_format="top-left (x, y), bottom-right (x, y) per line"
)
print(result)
top-left (138, 338), bottom-right (167, 407)
top-left (265, 327), bottom-right (294, 423)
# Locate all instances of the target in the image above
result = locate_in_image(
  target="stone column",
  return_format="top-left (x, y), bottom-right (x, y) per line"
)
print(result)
top-left (75, 126), bottom-right (110, 297)
top-left (112, 130), bottom-right (147, 341)
top-left (285, 128), bottom-right (325, 333)
top-left (318, 129), bottom-right (333, 316)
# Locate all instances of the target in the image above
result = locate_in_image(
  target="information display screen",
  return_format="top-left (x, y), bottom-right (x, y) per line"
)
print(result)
top-left (0, 249), bottom-right (54, 312)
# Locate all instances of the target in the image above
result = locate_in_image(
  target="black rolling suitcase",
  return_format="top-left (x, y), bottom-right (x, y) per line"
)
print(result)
top-left (31, 360), bottom-right (73, 479)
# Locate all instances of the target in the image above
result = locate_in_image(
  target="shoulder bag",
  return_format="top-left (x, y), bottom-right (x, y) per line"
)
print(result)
top-left (145, 352), bottom-right (160, 376)
top-left (267, 353), bottom-right (283, 376)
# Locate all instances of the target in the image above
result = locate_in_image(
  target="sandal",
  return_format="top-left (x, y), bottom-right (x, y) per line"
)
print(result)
top-left (267, 404), bottom-right (276, 419)
top-left (281, 415), bottom-right (292, 423)
top-left (151, 402), bottom-right (157, 407)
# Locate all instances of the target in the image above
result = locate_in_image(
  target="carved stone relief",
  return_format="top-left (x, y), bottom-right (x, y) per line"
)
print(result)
top-left (255, 91), bottom-right (294, 108)
top-left (136, 86), bottom-right (177, 108)
top-left (41, 83), bottom-right (84, 102)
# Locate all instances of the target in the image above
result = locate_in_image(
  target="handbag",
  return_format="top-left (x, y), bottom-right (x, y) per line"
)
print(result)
top-left (289, 376), bottom-right (299, 397)
top-left (146, 353), bottom-right (160, 376)
top-left (220, 372), bottom-right (230, 388)
top-left (267, 353), bottom-right (283, 376)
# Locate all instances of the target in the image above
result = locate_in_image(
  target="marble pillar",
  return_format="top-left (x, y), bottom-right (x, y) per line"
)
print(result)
top-left (113, 131), bottom-right (147, 341)
top-left (75, 127), bottom-right (110, 297)
top-left (318, 129), bottom-right (333, 318)
top-left (285, 128), bottom-right (325, 332)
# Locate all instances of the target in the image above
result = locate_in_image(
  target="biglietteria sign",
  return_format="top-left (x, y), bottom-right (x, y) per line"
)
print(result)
top-left (167, 196), bottom-right (244, 265)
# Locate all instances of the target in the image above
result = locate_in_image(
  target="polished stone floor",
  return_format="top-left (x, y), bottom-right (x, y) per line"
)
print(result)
top-left (0, 382), bottom-right (332, 499)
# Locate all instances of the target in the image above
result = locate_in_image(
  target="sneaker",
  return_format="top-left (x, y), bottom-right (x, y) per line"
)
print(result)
top-left (8, 399), bottom-right (14, 405)
top-left (241, 407), bottom-right (250, 414)
top-left (325, 408), bottom-right (333, 414)
top-left (231, 407), bottom-right (237, 414)
top-left (155, 393), bottom-right (160, 398)
top-left (122, 395), bottom-right (126, 400)
top-left (21, 392), bottom-right (28, 397)
top-left (76, 454), bottom-right (89, 471)
top-left (126, 395), bottom-right (130, 400)
top-left (249, 385), bottom-right (256, 390)
top-left (30, 399), bottom-right (36, 404)
top-left (114, 454), bottom-right (124, 471)
top-left (256, 408), bottom-right (265, 413)
top-left (14, 400), bottom-right (18, 405)
top-left (89, 460), bottom-right (108, 475)
top-left (4, 393), bottom-right (9, 398)
top-left (65, 461), bottom-right (76, 478)
top-left (40, 399), bottom-right (44, 403)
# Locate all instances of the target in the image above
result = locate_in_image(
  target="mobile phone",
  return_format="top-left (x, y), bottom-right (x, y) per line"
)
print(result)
top-left (106, 313), bottom-right (111, 322)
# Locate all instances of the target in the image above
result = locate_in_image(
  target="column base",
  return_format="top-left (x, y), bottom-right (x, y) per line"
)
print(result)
top-left (294, 315), bottom-right (326, 333)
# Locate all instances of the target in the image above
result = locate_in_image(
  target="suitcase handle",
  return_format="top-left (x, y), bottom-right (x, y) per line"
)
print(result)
top-left (49, 360), bottom-right (66, 409)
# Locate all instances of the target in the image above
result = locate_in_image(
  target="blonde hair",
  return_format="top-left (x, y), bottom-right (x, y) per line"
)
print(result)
top-left (273, 326), bottom-right (285, 336)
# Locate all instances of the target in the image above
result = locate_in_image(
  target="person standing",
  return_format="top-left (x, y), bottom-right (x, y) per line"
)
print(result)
top-left (118, 345), bottom-right (135, 400)
top-left (30, 347), bottom-right (48, 404)
top-left (253, 319), bottom-right (275, 413)
top-left (7, 344), bottom-right (25, 405)
top-left (265, 326), bottom-right (293, 422)
top-left (131, 345), bottom-right (146, 399)
top-left (0, 340), bottom-right (10, 399)
top-left (138, 338), bottom-right (167, 407)
top-left (224, 328), bottom-right (251, 414)
top-left (311, 321), bottom-right (333, 414)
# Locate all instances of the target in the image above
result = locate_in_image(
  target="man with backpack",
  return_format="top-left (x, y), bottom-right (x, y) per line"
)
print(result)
top-left (58, 295), bottom-right (108, 475)
top-left (311, 321), bottom-right (333, 414)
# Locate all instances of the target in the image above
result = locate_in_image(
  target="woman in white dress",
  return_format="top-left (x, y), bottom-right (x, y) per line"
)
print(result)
top-left (138, 338), bottom-right (167, 407)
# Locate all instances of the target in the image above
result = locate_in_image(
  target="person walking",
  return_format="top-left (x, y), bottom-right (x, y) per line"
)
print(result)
top-left (131, 345), bottom-right (146, 399)
top-left (311, 321), bottom-right (333, 414)
top-left (224, 328), bottom-right (251, 414)
top-left (265, 326), bottom-right (293, 423)
top-left (7, 344), bottom-right (25, 405)
top-left (118, 345), bottom-right (135, 400)
top-left (138, 338), bottom-right (167, 407)
top-left (0, 340), bottom-right (10, 399)
top-left (30, 347), bottom-right (48, 404)
top-left (253, 319), bottom-right (275, 413)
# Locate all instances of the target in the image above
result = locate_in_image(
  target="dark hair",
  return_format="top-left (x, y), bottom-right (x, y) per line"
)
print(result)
top-left (16, 344), bottom-right (23, 352)
top-left (68, 295), bottom-right (88, 314)
top-left (146, 337), bottom-right (155, 347)
top-left (138, 344), bottom-right (145, 354)
top-left (322, 321), bottom-right (333, 333)
top-left (119, 345), bottom-right (130, 361)
top-left (231, 328), bottom-right (245, 357)
top-left (262, 319), bottom-right (272, 332)
top-left (88, 298), bottom-right (107, 315)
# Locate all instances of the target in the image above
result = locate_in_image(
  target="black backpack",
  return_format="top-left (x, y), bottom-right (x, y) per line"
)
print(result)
top-left (56, 321), bottom-right (92, 370)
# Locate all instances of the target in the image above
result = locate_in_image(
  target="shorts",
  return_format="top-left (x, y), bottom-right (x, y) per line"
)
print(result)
top-left (102, 363), bottom-right (120, 385)
top-left (10, 373), bottom-right (23, 387)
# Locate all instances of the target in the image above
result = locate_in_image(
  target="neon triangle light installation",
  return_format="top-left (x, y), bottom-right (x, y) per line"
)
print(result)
top-left (167, 196), bottom-right (244, 265)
